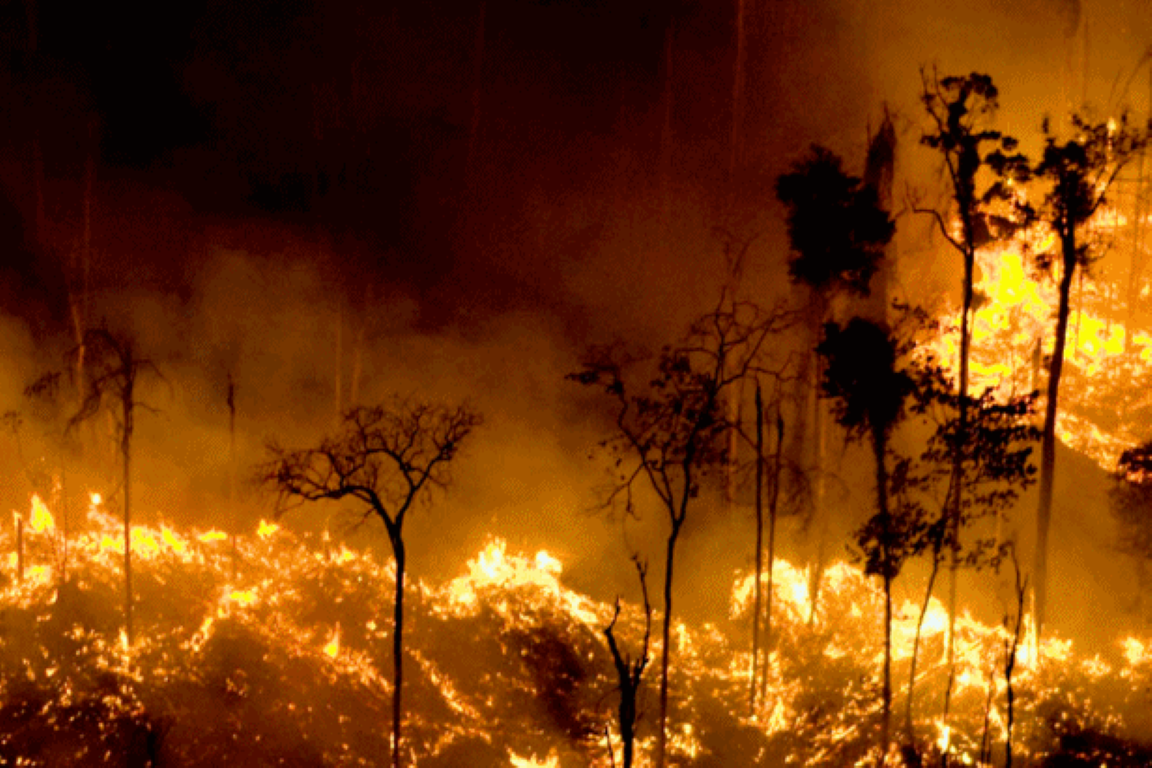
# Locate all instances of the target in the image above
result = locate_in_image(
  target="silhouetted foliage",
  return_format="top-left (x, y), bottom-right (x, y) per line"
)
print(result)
top-left (570, 297), bottom-right (791, 765)
top-left (776, 146), bottom-right (894, 296)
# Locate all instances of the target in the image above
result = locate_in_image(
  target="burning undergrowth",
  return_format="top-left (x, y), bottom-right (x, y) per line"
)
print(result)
top-left (1, 496), bottom-right (1151, 766)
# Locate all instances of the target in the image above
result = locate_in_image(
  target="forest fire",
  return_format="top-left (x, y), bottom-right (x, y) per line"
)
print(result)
top-left (932, 225), bottom-right (1152, 469)
top-left (1, 494), bottom-right (1151, 765)
top-left (5, 1), bottom-right (1152, 765)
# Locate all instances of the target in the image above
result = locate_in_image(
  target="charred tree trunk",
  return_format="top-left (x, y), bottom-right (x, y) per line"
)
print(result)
top-left (1034, 236), bottom-right (1077, 641)
top-left (604, 556), bottom-right (650, 768)
top-left (658, 520), bottom-right (681, 764)
top-left (655, 517), bottom-right (682, 768)
top-left (389, 529), bottom-right (406, 768)
top-left (943, 217), bottom-right (976, 723)
top-left (873, 425), bottom-right (893, 757)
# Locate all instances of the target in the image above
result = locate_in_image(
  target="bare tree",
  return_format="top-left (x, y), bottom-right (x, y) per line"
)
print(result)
top-left (68, 328), bottom-right (163, 649)
top-left (571, 297), bottom-right (788, 768)
top-left (603, 554), bottom-right (652, 768)
top-left (260, 400), bottom-right (480, 768)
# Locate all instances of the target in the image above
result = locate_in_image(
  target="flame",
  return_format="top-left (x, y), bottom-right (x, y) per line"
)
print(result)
top-left (323, 626), bottom-right (340, 658)
top-left (925, 204), bottom-right (1152, 469)
top-left (507, 751), bottom-right (559, 768)
top-left (161, 526), bottom-right (187, 554)
top-left (1122, 636), bottom-right (1147, 666)
top-left (227, 588), bottom-right (258, 607)
top-left (28, 494), bottom-right (55, 534)
top-left (257, 519), bottom-right (280, 538)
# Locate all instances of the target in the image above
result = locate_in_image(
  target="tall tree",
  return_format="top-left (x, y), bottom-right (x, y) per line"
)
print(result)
top-left (916, 70), bottom-right (1028, 680)
top-left (67, 329), bottom-right (163, 649)
top-left (776, 145), bottom-right (893, 621)
top-left (817, 317), bottom-right (915, 755)
top-left (571, 299), bottom-right (786, 768)
top-left (261, 400), bottom-right (481, 768)
top-left (1032, 113), bottom-right (1149, 638)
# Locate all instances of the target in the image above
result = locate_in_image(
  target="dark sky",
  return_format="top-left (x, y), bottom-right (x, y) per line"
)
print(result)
top-left (1, 0), bottom-right (1149, 624)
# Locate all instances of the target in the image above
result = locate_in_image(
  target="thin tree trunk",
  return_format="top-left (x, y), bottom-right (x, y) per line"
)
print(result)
top-left (808, 305), bottom-right (829, 626)
top-left (749, 383), bottom-right (764, 712)
top-left (905, 543), bottom-right (942, 739)
top-left (122, 382), bottom-right (134, 649)
top-left (392, 535), bottom-right (406, 768)
top-left (759, 413), bottom-right (783, 702)
top-left (944, 245), bottom-right (975, 720)
top-left (1034, 238), bottom-right (1077, 642)
top-left (874, 427), bottom-right (892, 757)
top-left (655, 521), bottom-right (682, 768)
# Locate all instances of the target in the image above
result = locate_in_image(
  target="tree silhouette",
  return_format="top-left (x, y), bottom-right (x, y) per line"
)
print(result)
top-left (776, 144), bottom-right (893, 622)
top-left (603, 554), bottom-right (651, 768)
top-left (261, 400), bottom-right (481, 768)
top-left (817, 317), bottom-right (914, 755)
top-left (899, 358), bottom-right (1038, 739)
top-left (1031, 112), bottom-right (1149, 640)
top-left (915, 69), bottom-right (1029, 690)
top-left (67, 328), bottom-right (164, 649)
top-left (570, 298), bottom-right (787, 768)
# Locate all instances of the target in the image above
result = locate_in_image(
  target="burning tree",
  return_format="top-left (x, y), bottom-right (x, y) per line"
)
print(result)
top-left (1030, 112), bottom-right (1150, 641)
top-left (260, 399), bottom-right (481, 768)
top-left (915, 69), bottom-right (1029, 682)
top-left (570, 298), bottom-right (787, 768)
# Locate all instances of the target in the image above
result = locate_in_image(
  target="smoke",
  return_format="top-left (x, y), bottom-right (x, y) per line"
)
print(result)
top-left (1, 0), bottom-right (1150, 633)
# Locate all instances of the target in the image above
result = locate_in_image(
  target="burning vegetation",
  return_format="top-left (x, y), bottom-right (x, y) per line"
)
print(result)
top-left (3, 496), bottom-right (1152, 766)
top-left (4, 1), bottom-right (1152, 764)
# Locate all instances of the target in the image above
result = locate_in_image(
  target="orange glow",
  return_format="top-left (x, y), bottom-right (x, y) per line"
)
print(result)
top-left (28, 494), bottom-right (55, 534)
top-left (323, 626), bottom-right (340, 658)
